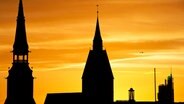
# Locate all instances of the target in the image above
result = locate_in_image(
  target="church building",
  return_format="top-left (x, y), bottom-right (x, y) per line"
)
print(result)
top-left (45, 11), bottom-right (114, 104)
top-left (5, 0), bottom-right (36, 104)
top-left (82, 14), bottom-right (114, 104)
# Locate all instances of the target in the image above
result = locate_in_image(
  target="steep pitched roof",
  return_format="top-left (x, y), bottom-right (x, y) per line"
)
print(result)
top-left (93, 17), bottom-right (103, 51)
top-left (13, 0), bottom-right (28, 54)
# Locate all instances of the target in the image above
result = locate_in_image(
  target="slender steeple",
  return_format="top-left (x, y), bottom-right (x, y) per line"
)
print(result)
top-left (5, 0), bottom-right (35, 103)
top-left (93, 5), bottom-right (103, 51)
top-left (13, 0), bottom-right (28, 55)
top-left (82, 5), bottom-right (114, 104)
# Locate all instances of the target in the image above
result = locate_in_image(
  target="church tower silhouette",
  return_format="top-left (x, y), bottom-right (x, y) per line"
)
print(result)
top-left (82, 12), bottom-right (114, 104)
top-left (44, 8), bottom-right (114, 104)
top-left (5, 0), bottom-right (36, 104)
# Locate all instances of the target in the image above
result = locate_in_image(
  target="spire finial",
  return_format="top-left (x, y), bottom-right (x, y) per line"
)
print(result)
top-left (97, 5), bottom-right (99, 17)
top-left (93, 5), bottom-right (102, 51)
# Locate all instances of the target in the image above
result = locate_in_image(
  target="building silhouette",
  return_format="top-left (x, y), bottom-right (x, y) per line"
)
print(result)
top-left (115, 87), bottom-right (155, 104)
top-left (114, 73), bottom-right (184, 104)
top-left (45, 12), bottom-right (114, 104)
top-left (4, 0), bottom-right (36, 104)
top-left (2, 1), bottom-right (184, 104)
top-left (158, 73), bottom-right (174, 104)
top-left (129, 88), bottom-right (135, 104)
top-left (82, 15), bottom-right (114, 104)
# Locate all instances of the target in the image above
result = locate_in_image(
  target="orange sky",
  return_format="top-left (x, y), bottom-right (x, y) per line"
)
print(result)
top-left (1, 0), bottom-right (184, 104)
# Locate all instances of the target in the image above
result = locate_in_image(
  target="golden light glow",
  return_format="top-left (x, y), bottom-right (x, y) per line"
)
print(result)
top-left (1, 0), bottom-right (184, 104)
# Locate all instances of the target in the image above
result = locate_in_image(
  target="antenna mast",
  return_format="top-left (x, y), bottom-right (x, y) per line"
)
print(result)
top-left (154, 68), bottom-right (157, 103)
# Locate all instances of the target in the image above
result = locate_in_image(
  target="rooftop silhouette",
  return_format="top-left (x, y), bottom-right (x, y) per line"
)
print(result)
top-left (2, 1), bottom-right (184, 104)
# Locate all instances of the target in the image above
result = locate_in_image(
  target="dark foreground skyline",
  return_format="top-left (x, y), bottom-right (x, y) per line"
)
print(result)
top-left (1, 0), bottom-right (184, 104)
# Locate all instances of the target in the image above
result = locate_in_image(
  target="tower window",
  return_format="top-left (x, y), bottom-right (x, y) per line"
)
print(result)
top-left (19, 55), bottom-right (24, 60)
top-left (14, 55), bottom-right (18, 60)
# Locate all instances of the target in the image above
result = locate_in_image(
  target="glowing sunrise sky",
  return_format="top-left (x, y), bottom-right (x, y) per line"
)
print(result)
top-left (0, 0), bottom-right (184, 104)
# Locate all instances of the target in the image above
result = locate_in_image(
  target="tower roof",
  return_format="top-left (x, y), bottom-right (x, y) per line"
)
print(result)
top-left (93, 17), bottom-right (102, 42)
top-left (13, 0), bottom-right (28, 54)
top-left (82, 10), bottom-right (113, 79)
top-left (93, 12), bottom-right (103, 50)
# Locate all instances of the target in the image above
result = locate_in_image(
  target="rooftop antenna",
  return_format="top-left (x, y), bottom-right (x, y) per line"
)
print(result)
top-left (154, 68), bottom-right (157, 103)
top-left (170, 66), bottom-right (173, 76)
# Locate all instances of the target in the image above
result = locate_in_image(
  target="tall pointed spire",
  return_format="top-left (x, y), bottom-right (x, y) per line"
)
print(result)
top-left (18, 0), bottom-right (24, 18)
top-left (93, 5), bottom-right (103, 51)
top-left (5, 0), bottom-right (35, 104)
top-left (13, 0), bottom-right (28, 55)
top-left (82, 5), bottom-right (114, 104)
